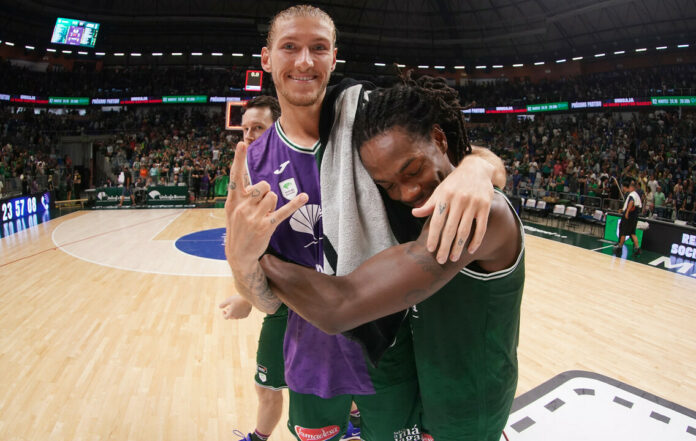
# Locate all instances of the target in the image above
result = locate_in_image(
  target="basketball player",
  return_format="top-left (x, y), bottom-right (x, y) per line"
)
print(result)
top-left (224, 5), bottom-right (505, 440)
top-left (259, 76), bottom-right (525, 441)
top-left (219, 96), bottom-right (289, 441)
top-left (614, 178), bottom-right (642, 256)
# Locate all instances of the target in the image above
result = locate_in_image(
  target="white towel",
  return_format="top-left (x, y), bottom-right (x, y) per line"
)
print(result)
top-left (319, 84), bottom-right (398, 276)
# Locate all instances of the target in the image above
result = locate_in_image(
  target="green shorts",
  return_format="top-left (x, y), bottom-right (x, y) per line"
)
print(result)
top-left (287, 318), bottom-right (422, 441)
top-left (288, 379), bottom-right (421, 441)
top-left (254, 304), bottom-right (288, 390)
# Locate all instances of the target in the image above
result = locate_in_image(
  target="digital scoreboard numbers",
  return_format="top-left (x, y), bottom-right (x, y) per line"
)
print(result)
top-left (245, 70), bottom-right (263, 92)
top-left (1, 192), bottom-right (52, 238)
top-left (51, 18), bottom-right (100, 48)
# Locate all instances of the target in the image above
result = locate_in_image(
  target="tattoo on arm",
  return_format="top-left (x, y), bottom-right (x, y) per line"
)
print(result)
top-left (401, 241), bottom-right (447, 307)
top-left (241, 265), bottom-right (281, 312)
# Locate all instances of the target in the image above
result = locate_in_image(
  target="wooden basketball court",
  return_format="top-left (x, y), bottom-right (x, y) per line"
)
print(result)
top-left (1, 208), bottom-right (695, 440)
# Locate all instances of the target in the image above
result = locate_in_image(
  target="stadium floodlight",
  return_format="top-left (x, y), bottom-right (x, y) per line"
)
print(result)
top-left (656, 46), bottom-right (667, 50)
top-left (212, 52), bottom-right (223, 56)
top-left (556, 59), bottom-right (566, 63)
top-left (475, 65), bottom-right (487, 69)
top-left (336, 59), bottom-right (346, 63)
top-left (397, 64), bottom-right (406, 68)
top-left (232, 53), bottom-right (244, 57)
top-left (62, 50), bottom-right (72, 54)
top-left (512, 63), bottom-right (524, 67)
top-left (252, 54), bottom-right (261, 58)
top-left (594, 53), bottom-right (605, 57)
top-left (171, 52), bottom-right (182, 56)
top-left (572, 56), bottom-right (583, 60)
top-left (374, 62), bottom-right (386, 66)
top-left (131, 52), bottom-right (141, 56)
top-left (114, 52), bottom-right (125, 56)
top-left (614, 50), bottom-right (625, 55)
top-left (5, 42), bottom-right (15, 46)
top-left (677, 44), bottom-right (689, 48)
top-left (25, 45), bottom-right (35, 50)
top-left (434, 65), bottom-right (445, 69)
top-left (534, 61), bottom-right (544, 65)
top-left (78, 51), bottom-right (88, 55)
top-left (95, 52), bottom-right (105, 56)
top-left (418, 65), bottom-right (429, 69)
top-left (454, 65), bottom-right (466, 69)
top-left (46, 48), bottom-right (57, 52)
top-left (635, 48), bottom-right (647, 52)
top-left (152, 52), bottom-right (163, 56)
top-left (191, 52), bottom-right (203, 56)
top-left (492, 65), bottom-right (503, 68)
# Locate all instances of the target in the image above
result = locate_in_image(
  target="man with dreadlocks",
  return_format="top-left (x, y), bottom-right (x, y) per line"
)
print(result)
top-left (224, 5), bottom-right (508, 441)
top-left (260, 75), bottom-right (524, 441)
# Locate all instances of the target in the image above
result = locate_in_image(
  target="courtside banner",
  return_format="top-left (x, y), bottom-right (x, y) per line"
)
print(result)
top-left (95, 186), bottom-right (189, 207)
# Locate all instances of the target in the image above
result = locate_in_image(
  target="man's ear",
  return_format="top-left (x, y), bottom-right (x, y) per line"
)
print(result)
top-left (431, 124), bottom-right (448, 154)
top-left (261, 47), bottom-right (272, 73)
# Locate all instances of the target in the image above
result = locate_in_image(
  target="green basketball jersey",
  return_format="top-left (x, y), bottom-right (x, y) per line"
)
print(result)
top-left (410, 191), bottom-right (525, 441)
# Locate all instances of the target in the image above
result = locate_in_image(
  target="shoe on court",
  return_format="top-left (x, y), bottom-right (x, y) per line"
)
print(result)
top-left (633, 247), bottom-right (641, 256)
top-left (232, 431), bottom-right (252, 441)
top-left (341, 421), bottom-right (361, 440)
top-left (613, 244), bottom-right (622, 255)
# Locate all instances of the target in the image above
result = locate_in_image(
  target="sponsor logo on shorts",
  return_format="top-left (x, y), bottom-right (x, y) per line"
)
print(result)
top-left (294, 425), bottom-right (340, 441)
top-left (393, 425), bottom-right (422, 441)
top-left (257, 364), bottom-right (268, 374)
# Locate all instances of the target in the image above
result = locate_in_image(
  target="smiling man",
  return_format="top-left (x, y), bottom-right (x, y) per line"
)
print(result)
top-left (224, 5), bottom-right (506, 441)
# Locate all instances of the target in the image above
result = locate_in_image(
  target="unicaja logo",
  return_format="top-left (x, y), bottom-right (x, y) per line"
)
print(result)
top-left (294, 425), bottom-right (340, 441)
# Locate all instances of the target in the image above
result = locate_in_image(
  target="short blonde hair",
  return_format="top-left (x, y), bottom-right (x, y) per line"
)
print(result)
top-left (267, 4), bottom-right (337, 48)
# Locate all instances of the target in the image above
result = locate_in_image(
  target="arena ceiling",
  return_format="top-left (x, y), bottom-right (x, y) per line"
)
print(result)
top-left (1, 0), bottom-right (695, 67)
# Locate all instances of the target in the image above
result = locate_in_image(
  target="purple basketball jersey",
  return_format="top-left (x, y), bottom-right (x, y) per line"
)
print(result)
top-left (246, 121), bottom-right (375, 398)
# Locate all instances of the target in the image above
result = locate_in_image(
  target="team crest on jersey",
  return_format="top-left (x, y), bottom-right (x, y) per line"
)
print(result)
top-left (294, 425), bottom-right (340, 441)
top-left (290, 204), bottom-right (322, 248)
top-left (279, 178), bottom-right (298, 200)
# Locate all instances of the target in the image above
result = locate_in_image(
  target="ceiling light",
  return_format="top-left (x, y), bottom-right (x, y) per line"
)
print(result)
top-left (418, 65), bottom-right (429, 69)
top-left (635, 48), bottom-right (647, 52)
top-left (475, 65), bottom-right (487, 69)
top-left (677, 44), bottom-right (689, 48)
top-left (114, 52), bottom-right (125, 56)
top-left (25, 45), bottom-right (35, 50)
top-left (232, 53), bottom-right (243, 57)
top-left (374, 62), bottom-right (386, 66)
top-left (336, 59), bottom-right (346, 63)
top-left (252, 54), bottom-right (261, 58)
top-left (171, 52), bottom-right (182, 56)
top-left (454, 65), bottom-right (466, 69)
top-left (614, 50), bottom-right (625, 55)
top-left (513, 63), bottom-right (524, 67)
top-left (95, 52), bottom-right (105, 56)
top-left (594, 53), bottom-right (605, 57)
top-left (556, 59), bottom-right (566, 63)
top-left (191, 52), bottom-right (203, 56)
top-left (5, 42), bottom-right (14, 46)
top-left (572, 56), bottom-right (583, 60)
top-left (492, 65), bottom-right (503, 68)
top-left (534, 61), bottom-right (545, 65)
top-left (46, 48), bottom-right (56, 53)
top-left (131, 53), bottom-right (141, 57)
top-left (656, 46), bottom-right (667, 50)
top-left (78, 51), bottom-right (88, 55)
top-left (152, 52), bottom-right (163, 56)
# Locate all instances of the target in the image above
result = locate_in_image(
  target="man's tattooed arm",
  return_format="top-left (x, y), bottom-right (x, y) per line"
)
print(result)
top-left (261, 193), bottom-right (517, 334)
top-left (231, 261), bottom-right (281, 314)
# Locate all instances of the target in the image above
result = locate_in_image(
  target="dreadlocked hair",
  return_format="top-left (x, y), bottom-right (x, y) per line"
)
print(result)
top-left (353, 71), bottom-right (472, 164)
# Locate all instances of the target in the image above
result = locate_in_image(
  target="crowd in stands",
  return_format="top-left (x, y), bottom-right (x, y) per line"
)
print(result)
top-left (459, 64), bottom-right (696, 107)
top-left (1, 61), bottom-right (695, 223)
top-left (0, 61), bottom-right (251, 97)
top-left (470, 111), bottom-right (696, 222)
